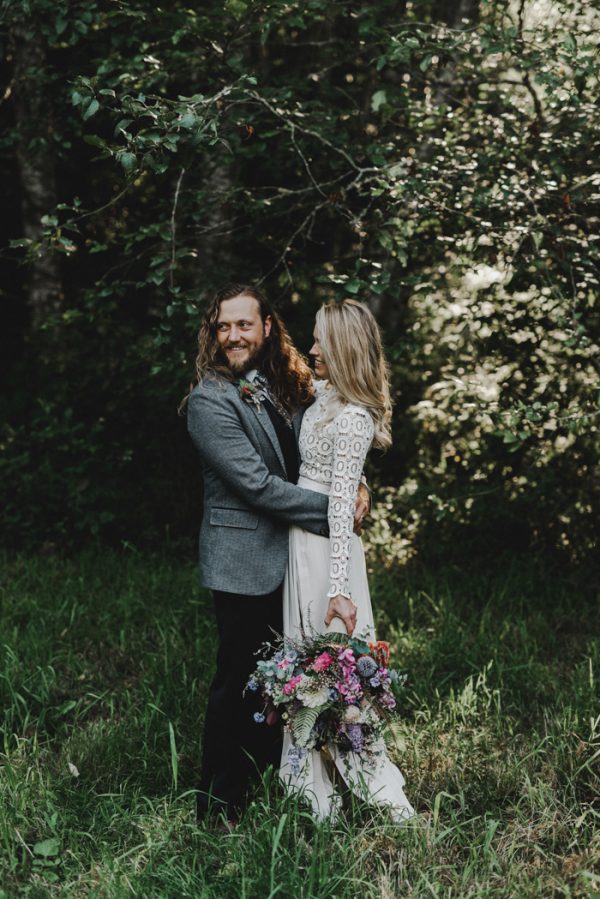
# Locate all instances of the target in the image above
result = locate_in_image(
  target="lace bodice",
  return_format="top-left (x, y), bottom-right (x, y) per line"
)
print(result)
top-left (299, 380), bottom-right (374, 599)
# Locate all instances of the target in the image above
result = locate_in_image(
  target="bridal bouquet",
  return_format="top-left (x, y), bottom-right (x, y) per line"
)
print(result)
top-left (246, 632), bottom-right (406, 765)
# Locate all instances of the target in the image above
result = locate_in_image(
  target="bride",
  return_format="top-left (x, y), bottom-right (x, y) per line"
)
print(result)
top-left (280, 299), bottom-right (415, 822)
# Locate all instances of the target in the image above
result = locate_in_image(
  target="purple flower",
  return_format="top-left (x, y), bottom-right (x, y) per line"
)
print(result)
top-left (287, 744), bottom-right (306, 777)
top-left (335, 679), bottom-right (363, 703)
top-left (346, 724), bottom-right (364, 752)
top-left (246, 678), bottom-right (259, 692)
top-left (253, 712), bottom-right (266, 724)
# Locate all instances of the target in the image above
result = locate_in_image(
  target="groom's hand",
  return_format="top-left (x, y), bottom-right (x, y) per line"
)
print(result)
top-left (353, 483), bottom-right (371, 535)
top-left (324, 595), bottom-right (358, 637)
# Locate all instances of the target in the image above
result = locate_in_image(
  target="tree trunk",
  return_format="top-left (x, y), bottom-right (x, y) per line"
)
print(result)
top-left (11, 24), bottom-right (63, 328)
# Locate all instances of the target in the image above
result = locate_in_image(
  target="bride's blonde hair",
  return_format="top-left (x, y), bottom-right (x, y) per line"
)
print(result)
top-left (316, 299), bottom-right (392, 450)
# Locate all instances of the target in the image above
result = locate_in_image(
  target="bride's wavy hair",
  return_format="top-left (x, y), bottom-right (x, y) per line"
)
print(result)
top-left (179, 283), bottom-right (314, 414)
top-left (316, 299), bottom-right (392, 450)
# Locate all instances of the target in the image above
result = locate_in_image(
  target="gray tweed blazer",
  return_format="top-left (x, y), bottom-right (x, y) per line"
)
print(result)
top-left (187, 373), bottom-right (329, 596)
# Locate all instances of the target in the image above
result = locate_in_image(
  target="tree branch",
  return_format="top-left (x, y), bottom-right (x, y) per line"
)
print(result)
top-left (170, 167), bottom-right (185, 290)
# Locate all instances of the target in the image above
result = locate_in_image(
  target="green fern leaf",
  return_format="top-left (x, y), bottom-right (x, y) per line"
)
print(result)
top-left (292, 707), bottom-right (319, 748)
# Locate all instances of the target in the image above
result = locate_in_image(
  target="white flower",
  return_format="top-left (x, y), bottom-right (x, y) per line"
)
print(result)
top-left (359, 700), bottom-right (379, 725)
top-left (296, 685), bottom-right (331, 709)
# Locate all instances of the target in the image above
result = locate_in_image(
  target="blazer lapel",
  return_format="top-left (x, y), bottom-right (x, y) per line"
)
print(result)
top-left (238, 394), bottom-right (286, 472)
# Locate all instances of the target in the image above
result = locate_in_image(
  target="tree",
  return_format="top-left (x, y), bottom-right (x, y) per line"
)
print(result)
top-left (1, 0), bottom-right (598, 561)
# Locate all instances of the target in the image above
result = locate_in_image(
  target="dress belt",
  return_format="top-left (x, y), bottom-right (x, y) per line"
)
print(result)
top-left (297, 475), bottom-right (330, 495)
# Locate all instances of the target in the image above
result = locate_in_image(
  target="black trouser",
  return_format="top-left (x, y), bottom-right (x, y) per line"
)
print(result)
top-left (196, 584), bottom-right (284, 820)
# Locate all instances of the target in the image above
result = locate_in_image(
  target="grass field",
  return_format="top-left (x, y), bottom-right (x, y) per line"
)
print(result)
top-left (0, 548), bottom-right (598, 897)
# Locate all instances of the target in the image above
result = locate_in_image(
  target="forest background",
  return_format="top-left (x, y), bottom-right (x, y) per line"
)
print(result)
top-left (0, 0), bottom-right (599, 896)
top-left (2, 0), bottom-right (598, 563)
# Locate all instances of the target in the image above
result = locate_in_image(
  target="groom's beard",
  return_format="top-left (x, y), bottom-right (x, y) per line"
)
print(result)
top-left (218, 340), bottom-right (266, 375)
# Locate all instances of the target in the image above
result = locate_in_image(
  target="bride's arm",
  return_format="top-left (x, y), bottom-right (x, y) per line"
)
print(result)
top-left (313, 379), bottom-right (372, 531)
top-left (326, 407), bottom-right (375, 603)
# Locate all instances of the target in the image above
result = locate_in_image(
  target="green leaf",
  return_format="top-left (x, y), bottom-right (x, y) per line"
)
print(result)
top-left (371, 90), bottom-right (387, 113)
top-left (114, 119), bottom-right (133, 136)
top-left (33, 838), bottom-right (60, 858)
top-left (168, 721), bottom-right (178, 790)
top-left (55, 16), bottom-right (68, 35)
top-left (119, 152), bottom-right (137, 171)
top-left (83, 99), bottom-right (99, 121)
top-left (292, 707), bottom-right (319, 748)
top-left (41, 872), bottom-right (60, 883)
top-left (226, 0), bottom-right (248, 17)
top-left (55, 699), bottom-right (78, 716)
top-left (83, 135), bottom-right (107, 149)
top-left (419, 55), bottom-right (433, 72)
top-left (179, 111), bottom-right (196, 129)
top-left (345, 279), bottom-right (361, 295)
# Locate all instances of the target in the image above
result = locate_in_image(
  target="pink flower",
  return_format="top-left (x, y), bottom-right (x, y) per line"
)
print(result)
top-left (380, 692), bottom-right (396, 710)
top-left (335, 678), bottom-right (363, 703)
top-left (277, 659), bottom-right (290, 670)
top-left (282, 675), bottom-right (303, 696)
top-left (312, 652), bottom-right (334, 672)
top-left (337, 648), bottom-right (356, 668)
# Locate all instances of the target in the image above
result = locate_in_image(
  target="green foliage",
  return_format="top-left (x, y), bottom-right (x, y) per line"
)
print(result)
top-left (292, 707), bottom-right (320, 748)
top-left (0, 0), bottom-right (598, 558)
top-left (0, 550), bottom-right (598, 895)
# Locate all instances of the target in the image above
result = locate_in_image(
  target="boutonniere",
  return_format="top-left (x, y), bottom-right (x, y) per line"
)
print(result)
top-left (238, 378), bottom-right (265, 413)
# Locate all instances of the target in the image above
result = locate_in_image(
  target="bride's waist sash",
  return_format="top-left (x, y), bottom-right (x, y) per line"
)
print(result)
top-left (297, 474), bottom-right (330, 496)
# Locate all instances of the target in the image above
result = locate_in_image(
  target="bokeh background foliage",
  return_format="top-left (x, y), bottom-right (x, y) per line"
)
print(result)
top-left (1, 0), bottom-right (599, 563)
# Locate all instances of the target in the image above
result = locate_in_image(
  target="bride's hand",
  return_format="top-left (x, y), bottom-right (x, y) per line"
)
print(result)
top-left (353, 484), bottom-right (370, 535)
top-left (324, 595), bottom-right (357, 636)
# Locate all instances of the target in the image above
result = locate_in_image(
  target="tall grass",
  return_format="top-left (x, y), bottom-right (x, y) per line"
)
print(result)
top-left (0, 549), bottom-right (598, 897)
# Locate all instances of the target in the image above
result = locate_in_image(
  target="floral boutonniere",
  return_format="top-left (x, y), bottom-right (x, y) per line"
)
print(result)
top-left (238, 378), bottom-right (266, 413)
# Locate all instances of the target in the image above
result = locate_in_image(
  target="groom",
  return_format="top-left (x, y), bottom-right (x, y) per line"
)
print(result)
top-left (186, 283), bottom-right (366, 823)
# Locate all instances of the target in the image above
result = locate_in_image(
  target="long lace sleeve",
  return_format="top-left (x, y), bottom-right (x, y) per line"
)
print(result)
top-left (327, 407), bottom-right (374, 599)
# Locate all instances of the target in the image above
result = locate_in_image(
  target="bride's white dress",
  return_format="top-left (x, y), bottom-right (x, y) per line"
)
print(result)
top-left (280, 380), bottom-right (415, 822)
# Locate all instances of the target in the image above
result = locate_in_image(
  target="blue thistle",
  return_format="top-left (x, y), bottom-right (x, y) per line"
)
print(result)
top-left (356, 656), bottom-right (378, 679)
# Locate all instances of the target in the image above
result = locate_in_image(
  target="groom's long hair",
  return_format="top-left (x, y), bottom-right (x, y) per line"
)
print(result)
top-left (179, 284), bottom-right (314, 414)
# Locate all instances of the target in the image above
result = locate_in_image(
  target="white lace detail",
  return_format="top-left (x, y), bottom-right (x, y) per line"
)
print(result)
top-left (299, 380), bottom-right (374, 598)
